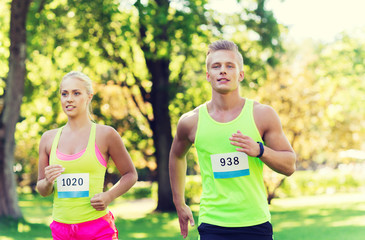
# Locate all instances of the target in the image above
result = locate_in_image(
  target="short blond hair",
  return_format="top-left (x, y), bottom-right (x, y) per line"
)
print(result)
top-left (206, 40), bottom-right (244, 70)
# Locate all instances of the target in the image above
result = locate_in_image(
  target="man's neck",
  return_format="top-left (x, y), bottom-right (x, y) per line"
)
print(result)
top-left (207, 91), bottom-right (245, 123)
top-left (210, 90), bottom-right (244, 111)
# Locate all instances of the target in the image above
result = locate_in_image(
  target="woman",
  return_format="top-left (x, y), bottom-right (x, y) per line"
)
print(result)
top-left (37, 71), bottom-right (138, 240)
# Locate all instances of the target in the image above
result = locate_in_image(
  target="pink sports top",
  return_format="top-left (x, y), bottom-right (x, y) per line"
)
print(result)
top-left (56, 144), bottom-right (107, 167)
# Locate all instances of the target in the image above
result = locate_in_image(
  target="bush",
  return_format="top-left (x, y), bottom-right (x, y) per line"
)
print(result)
top-left (185, 175), bottom-right (202, 205)
top-left (122, 181), bottom-right (152, 199)
top-left (277, 168), bottom-right (364, 198)
top-left (124, 167), bottom-right (364, 202)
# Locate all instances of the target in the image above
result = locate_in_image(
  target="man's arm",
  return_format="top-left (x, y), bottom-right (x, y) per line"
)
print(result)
top-left (169, 112), bottom-right (197, 238)
top-left (230, 103), bottom-right (296, 176)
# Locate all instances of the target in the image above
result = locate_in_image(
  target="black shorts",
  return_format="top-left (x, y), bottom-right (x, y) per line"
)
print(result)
top-left (198, 221), bottom-right (273, 240)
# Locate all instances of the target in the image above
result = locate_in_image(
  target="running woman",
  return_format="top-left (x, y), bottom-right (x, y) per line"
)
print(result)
top-left (169, 40), bottom-right (296, 240)
top-left (37, 71), bottom-right (138, 240)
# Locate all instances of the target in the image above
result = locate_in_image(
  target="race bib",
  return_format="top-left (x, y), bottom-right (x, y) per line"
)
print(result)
top-left (56, 173), bottom-right (89, 198)
top-left (210, 152), bottom-right (250, 179)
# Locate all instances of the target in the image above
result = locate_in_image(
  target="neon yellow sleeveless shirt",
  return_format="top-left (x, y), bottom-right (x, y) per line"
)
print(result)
top-left (194, 99), bottom-right (270, 227)
top-left (50, 123), bottom-right (108, 223)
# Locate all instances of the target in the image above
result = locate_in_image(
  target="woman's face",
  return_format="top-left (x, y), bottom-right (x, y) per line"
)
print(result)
top-left (60, 77), bottom-right (92, 118)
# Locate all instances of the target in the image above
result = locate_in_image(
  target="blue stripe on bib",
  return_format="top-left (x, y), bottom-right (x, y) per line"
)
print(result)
top-left (58, 191), bottom-right (89, 198)
top-left (213, 169), bottom-right (250, 179)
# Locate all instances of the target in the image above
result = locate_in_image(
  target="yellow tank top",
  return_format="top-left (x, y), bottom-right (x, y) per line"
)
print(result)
top-left (50, 123), bottom-right (108, 223)
top-left (194, 99), bottom-right (270, 227)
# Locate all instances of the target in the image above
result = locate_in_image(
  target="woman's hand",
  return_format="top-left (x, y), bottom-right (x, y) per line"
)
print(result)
top-left (44, 164), bottom-right (65, 184)
top-left (90, 192), bottom-right (112, 211)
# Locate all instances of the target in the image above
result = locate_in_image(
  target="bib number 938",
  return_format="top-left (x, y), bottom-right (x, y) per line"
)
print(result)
top-left (220, 156), bottom-right (240, 166)
top-left (211, 152), bottom-right (250, 179)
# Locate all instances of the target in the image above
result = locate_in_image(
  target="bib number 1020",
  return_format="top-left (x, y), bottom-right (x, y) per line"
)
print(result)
top-left (61, 177), bottom-right (84, 187)
top-left (220, 157), bottom-right (239, 166)
top-left (57, 173), bottom-right (90, 198)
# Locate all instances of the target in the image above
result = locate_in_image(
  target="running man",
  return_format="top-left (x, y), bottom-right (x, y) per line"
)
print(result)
top-left (169, 40), bottom-right (296, 240)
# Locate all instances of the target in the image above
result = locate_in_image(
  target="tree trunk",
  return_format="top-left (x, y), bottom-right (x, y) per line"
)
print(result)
top-left (266, 177), bottom-right (286, 205)
top-left (147, 59), bottom-right (175, 212)
top-left (0, 0), bottom-right (32, 219)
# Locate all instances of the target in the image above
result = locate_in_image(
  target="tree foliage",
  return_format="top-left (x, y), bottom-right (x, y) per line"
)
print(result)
top-left (251, 33), bottom-right (365, 169)
top-left (1, 0), bottom-right (363, 211)
top-left (0, 0), bottom-right (32, 220)
top-left (1, 0), bottom-right (285, 211)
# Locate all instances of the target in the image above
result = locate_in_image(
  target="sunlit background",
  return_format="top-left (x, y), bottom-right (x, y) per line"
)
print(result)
top-left (0, 0), bottom-right (365, 239)
top-left (211, 0), bottom-right (365, 41)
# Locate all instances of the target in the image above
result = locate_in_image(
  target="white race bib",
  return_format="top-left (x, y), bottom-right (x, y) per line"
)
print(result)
top-left (56, 173), bottom-right (89, 198)
top-left (210, 152), bottom-right (250, 179)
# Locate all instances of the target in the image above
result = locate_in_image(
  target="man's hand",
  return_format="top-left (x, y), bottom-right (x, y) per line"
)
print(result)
top-left (176, 203), bottom-right (195, 238)
top-left (230, 130), bottom-right (261, 157)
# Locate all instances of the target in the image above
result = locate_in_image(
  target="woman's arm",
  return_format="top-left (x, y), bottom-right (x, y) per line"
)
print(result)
top-left (90, 126), bottom-right (138, 211)
top-left (36, 130), bottom-right (64, 197)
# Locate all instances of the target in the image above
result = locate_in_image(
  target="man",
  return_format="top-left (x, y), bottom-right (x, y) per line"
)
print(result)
top-left (169, 40), bottom-right (296, 240)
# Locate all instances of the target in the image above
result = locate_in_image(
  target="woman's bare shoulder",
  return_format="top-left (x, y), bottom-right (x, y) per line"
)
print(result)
top-left (95, 124), bottom-right (119, 139)
top-left (41, 128), bottom-right (59, 141)
top-left (39, 128), bottom-right (60, 153)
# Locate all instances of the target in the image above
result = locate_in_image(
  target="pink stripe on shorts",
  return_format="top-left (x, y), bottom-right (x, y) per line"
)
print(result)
top-left (50, 212), bottom-right (118, 240)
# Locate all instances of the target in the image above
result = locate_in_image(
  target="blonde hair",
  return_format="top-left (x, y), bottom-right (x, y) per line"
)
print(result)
top-left (206, 40), bottom-right (244, 70)
top-left (60, 71), bottom-right (94, 120)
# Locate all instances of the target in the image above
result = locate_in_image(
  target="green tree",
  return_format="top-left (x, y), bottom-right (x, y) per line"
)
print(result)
top-left (6, 0), bottom-right (282, 212)
top-left (253, 32), bottom-right (365, 168)
top-left (312, 33), bottom-right (365, 160)
top-left (70, 0), bottom-right (282, 211)
top-left (242, 32), bottom-right (365, 201)
top-left (0, 0), bottom-right (32, 220)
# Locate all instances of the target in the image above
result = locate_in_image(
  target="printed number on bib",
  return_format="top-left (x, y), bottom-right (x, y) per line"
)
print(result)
top-left (210, 152), bottom-right (250, 179)
top-left (57, 173), bottom-right (89, 198)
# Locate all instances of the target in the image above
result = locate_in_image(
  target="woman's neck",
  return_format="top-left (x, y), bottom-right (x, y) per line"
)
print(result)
top-left (66, 115), bottom-right (92, 131)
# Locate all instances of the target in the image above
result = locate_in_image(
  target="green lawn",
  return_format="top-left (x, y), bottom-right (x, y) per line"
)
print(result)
top-left (270, 193), bottom-right (365, 240)
top-left (1, 192), bottom-right (365, 240)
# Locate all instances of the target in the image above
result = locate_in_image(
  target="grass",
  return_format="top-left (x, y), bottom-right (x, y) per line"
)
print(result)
top-left (1, 192), bottom-right (365, 239)
top-left (0, 194), bottom-right (53, 240)
top-left (270, 193), bottom-right (365, 240)
top-left (110, 198), bottom-right (199, 240)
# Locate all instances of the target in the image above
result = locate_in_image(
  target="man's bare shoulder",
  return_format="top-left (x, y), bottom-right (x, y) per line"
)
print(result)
top-left (253, 100), bottom-right (277, 115)
top-left (253, 100), bottom-right (281, 132)
top-left (176, 105), bottom-right (204, 142)
top-left (180, 107), bottom-right (199, 121)
top-left (178, 105), bottom-right (203, 126)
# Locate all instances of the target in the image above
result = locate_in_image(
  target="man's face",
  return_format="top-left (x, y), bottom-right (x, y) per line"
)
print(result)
top-left (206, 50), bottom-right (244, 94)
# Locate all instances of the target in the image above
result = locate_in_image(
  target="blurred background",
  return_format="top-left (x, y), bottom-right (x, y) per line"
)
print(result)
top-left (0, 0), bottom-right (364, 239)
